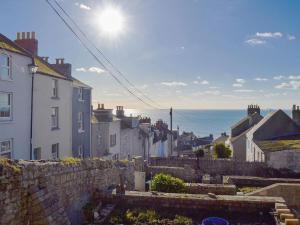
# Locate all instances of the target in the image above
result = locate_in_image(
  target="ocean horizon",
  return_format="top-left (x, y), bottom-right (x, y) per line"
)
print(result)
top-left (122, 108), bottom-right (293, 138)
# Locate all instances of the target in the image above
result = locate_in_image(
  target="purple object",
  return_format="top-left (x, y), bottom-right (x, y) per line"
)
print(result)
top-left (202, 217), bottom-right (229, 225)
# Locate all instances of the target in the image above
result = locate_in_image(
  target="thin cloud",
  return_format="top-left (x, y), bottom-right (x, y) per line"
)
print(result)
top-left (275, 81), bottom-right (300, 90)
top-left (161, 81), bottom-right (187, 87)
top-left (273, 75), bottom-right (285, 80)
top-left (254, 77), bottom-right (268, 81)
top-left (255, 32), bottom-right (283, 38)
top-left (288, 75), bottom-right (300, 80)
top-left (233, 83), bottom-right (243, 87)
top-left (201, 80), bottom-right (209, 85)
top-left (193, 90), bottom-right (220, 96)
top-left (245, 38), bottom-right (266, 46)
top-left (192, 80), bottom-right (199, 84)
top-left (234, 89), bottom-right (255, 93)
top-left (236, 78), bottom-right (245, 83)
top-left (75, 2), bottom-right (91, 10)
top-left (76, 67), bottom-right (106, 74)
top-left (287, 34), bottom-right (296, 40)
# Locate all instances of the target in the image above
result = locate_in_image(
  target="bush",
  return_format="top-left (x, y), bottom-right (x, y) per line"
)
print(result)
top-left (193, 148), bottom-right (204, 158)
top-left (61, 157), bottom-right (81, 164)
top-left (150, 173), bottom-right (186, 193)
top-left (174, 215), bottom-right (193, 225)
top-left (213, 143), bottom-right (232, 158)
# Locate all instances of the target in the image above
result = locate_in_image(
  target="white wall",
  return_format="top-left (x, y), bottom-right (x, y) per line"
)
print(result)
top-left (0, 51), bottom-right (32, 159)
top-left (32, 74), bottom-right (72, 159)
top-left (120, 128), bottom-right (144, 159)
top-left (108, 120), bottom-right (121, 158)
top-left (267, 149), bottom-right (300, 173)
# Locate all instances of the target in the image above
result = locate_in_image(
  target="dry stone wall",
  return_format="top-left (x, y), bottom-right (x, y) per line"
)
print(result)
top-left (0, 159), bottom-right (135, 225)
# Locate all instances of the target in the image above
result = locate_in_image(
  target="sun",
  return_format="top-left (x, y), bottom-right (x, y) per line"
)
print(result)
top-left (97, 6), bottom-right (125, 38)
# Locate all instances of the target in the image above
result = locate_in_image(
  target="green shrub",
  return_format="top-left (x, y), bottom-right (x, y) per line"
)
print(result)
top-left (150, 173), bottom-right (186, 193)
top-left (213, 143), bottom-right (232, 158)
top-left (174, 215), bottom-right (193, 225)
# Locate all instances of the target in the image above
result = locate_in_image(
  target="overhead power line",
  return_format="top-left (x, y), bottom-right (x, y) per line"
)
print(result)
top-left (45, 0), bottom-right (160, 109)
top-left (53, 0), bottom-right (162, 109)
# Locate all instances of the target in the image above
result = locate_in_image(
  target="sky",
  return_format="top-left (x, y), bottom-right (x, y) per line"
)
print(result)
top-left (1, 0), bottom-right (300, 109)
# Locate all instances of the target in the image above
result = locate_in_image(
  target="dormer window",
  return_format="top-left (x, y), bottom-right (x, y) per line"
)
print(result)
top-left (78, 87), bottom-right (83, 101)
top-left (0, 53), bottom-right (11, 80)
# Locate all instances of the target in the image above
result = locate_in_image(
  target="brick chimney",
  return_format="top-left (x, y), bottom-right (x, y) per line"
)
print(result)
top-left (292, 105), bottom-right (300, 126)
top-left (116, 106), bottom-right (125, 118)
top-left (15, 32), bottom-right (38, 55)
top-left (51, 58), bottom-right (72, 79)
top-left (247, 104), bottom-right (260, 116)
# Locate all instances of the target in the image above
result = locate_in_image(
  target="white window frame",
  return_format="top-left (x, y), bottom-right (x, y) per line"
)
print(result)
top-left (78, 112), bottom-right (84, 132)
top-left (51, 143), bottom-right (59, 160)
top-left (52, 79), bottom-right (58, 98)
top-left (0, 92), bottom-right (12, 121)
top-left (97, 135), bottom-right (101, 145)
top-left (51, 107), bottom-right (59, 129)
top-left (0, 139), bottom-right (13, 159)
top-left (0, 53), bottom-right (12, 81)
top-left (78, 145), bottom-right (83, 158)
top-left (78, 87), bottom-right (83, 101)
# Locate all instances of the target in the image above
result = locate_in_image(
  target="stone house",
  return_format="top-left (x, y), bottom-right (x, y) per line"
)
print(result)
top-left (245, 107), bottom-right (300, 172)
top-left (0, 33), bottom-right (33, 159)
top-left (228, 105), bottom-right (263, 161)
top-left (91, 104), bottom-right (121, 159)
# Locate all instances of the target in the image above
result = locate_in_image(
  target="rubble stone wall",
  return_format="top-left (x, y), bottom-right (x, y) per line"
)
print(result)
top-left (0, 159), bottom-right (135, 225)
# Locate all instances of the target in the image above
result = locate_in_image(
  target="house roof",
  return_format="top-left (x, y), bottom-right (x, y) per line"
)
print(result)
top-left (0, 33), bottom-right (31, 56)
top-left (72, 77), bottom-right (92, 89)
top-left (34, 57), bottom-right (67, 79)
top-left (230, 127), bottom-right (252, 143)
top-left (256, 140), bottom-right (300, 152)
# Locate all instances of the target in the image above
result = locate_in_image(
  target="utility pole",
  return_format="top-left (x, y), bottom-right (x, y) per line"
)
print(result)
top-left (170, 107), bottom-right (173, 156)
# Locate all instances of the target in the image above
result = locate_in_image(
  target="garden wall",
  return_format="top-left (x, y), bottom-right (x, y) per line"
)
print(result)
top-left (227, 176), bottom-right (300, 187)
top-left (149, 157), bottom-right (296, 177)
top-left (0, 159), bottom-right (136, 225)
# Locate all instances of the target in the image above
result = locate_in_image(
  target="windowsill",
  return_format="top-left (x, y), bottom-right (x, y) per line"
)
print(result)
top-left (78, 99), bottom-right (85, 102)
top-left (78, 129), bottom-right (85, 133)
top-left (51, 127), bottom-right (60, 131)
top-left (0, 78), bottom-right (13, 82)
top-left (0, 119), bottom-right (13, 123)
top-left (51, 96), bottom-right (60, 100)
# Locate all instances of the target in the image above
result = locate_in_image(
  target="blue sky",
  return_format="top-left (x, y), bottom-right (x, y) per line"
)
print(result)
top-left (1, 0), bottom-right (300, 109)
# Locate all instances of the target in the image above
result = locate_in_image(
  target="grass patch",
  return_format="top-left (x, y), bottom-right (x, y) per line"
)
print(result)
top-left (0, 158), bottom-right (21, 174)
top-left (61, 157), bottom-right (81, 165)
top-left (238, 187), bottom-right (260, 194)
top-left (257, 140), bottom-right (300, 152)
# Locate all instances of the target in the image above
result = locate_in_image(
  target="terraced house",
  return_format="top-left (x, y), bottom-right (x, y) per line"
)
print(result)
top-left (0, 33), bottom-right (33, 159)
top-left (0, 32), bottom-right (91, 160)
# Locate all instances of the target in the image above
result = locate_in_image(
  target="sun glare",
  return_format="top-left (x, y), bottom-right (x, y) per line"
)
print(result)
top-left (97, 5), bottom-right (125, 38)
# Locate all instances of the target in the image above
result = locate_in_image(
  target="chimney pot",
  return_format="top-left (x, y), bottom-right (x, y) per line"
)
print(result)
top-left (17, 32), bottom-right (21, 40)
top-left (21, 32), bottom-right (26, 39)
top-left (98, 104), bottom-right (100, 109)
top-left (31, 32), bottom-right (35, 39)
top-left (298, 106), bottom-right (299, 110)
top-left (101, 104), bottom-right (104, 109)
top-left (27, 32), bottom-right (30, 39)
top-left (56, 59), bottom-right (60, 64)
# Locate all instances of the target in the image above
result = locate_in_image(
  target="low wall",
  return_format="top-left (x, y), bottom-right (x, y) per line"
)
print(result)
top-left (0, 159), bottom-right (136, 225)
top-left (108, 191), bottom-right (284, 213)
top-left (248, 183), bottom-right (300, 210)
top-left (227, 176), bottom-right (300, 187)
top-left (185, 183), bottom-right (236, 195)
top-left (149, 157), bottom-right (268, 176)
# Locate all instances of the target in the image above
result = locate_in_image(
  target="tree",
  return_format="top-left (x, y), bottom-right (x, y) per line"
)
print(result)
top-left (213, 143), bottom-right (232, 158)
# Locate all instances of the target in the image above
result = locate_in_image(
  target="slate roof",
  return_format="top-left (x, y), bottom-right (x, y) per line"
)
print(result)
top-left (0, 33), bottom-right (31, 56)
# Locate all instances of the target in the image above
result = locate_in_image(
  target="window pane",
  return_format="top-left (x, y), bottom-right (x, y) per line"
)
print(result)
top-left (0, 93), bottom-right (11, 119)
top-left (0, 67), bottom-right (9, 80)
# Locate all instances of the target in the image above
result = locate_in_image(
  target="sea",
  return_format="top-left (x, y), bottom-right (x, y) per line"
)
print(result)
top-left (123, 109), bottom-right (292, 139)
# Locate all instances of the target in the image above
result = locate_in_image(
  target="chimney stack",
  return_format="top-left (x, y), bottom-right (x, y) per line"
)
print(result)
top-left (51, 58), bottom-right (72, 78)
top-left (247, 104), bottom-right (260, 116)
top-left (292, 104), bottom-right (300, 126)
top-left (116, 106), bottom-right (125, 118)
top-left (41, 57), bottom-right (49, 63)
top-left (15, 31), bottom-right (38, 55)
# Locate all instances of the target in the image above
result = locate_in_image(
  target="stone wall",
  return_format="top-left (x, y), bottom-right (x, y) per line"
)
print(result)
top-left (146, 165), bottom-right (197, 181)
top-left (0, 159), bottom-right (135, 225)
top-left (185, 183), bottom-right (236, 195)
top-left (149, 157), bottom-right (297, 177)
top-left (227, 176), bottom-right (300, 187)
